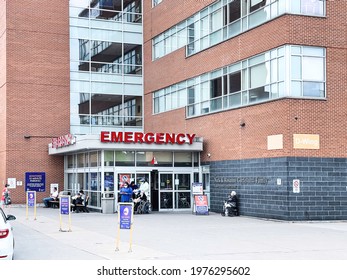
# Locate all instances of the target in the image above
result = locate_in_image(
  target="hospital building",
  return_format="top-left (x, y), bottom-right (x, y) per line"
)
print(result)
top-left (1, 0), bottom-right (347, 220)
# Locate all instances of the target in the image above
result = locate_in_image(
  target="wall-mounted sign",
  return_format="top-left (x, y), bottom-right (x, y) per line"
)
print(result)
top-left (7, 178), bottom-right (16, 189)
top-left (51, 133), bottom-right (76, 148)
top-left (101, 131), bottom-right (196, 145)
top-left (25, 172), bottom-right (46, 192)
top-left (293, 134), bottom-right (320, 150)
top-left (293, 179), bottom-right (300, 193)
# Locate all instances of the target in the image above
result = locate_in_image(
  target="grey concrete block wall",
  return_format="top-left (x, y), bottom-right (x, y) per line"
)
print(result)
top-left (207, 157), bottom-right (347, 221)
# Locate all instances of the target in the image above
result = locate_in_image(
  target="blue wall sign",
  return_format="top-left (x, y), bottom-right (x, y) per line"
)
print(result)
top-left (25, 172), bottom-right (46, 192)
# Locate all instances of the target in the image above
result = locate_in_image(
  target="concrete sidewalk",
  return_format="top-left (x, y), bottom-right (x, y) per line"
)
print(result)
top-left (4, 205), bottom-right (347, 260)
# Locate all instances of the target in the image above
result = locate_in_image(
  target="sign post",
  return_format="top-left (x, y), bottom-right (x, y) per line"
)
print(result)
top-left (192, 182), bottom-right (204, 214)
top-left (116, 203), bottom-right (134, 252)
top-left (194, 194), bottom-right (209, 215)
top-left (26, 191), bottom-right (37, 220)
top-left (59, 195), bottom-right (72, 232)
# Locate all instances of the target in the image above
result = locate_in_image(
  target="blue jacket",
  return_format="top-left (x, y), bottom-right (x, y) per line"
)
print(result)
top-left (120, 186), bottom-right (132, 202)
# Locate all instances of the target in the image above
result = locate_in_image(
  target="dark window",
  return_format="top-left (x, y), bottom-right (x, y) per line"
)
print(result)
top-left (224, 0), bottom-right (241, 25)
top-left (229, 71), bottom-right (241, 93)
top-left (211, 77), bottom-right (222, 98)
top-left (250, 0), bottom-right (267, 13)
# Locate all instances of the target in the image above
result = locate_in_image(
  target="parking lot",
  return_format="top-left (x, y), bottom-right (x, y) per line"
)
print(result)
top-left (1, 205), bottom-right (347, 280)
top-left (4, 205), bottom-right (347, 260)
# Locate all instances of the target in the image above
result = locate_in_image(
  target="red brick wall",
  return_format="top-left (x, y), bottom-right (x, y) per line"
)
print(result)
top-left (1, 0), bottom-right (70, 203)
top-left (0, 0), bottom-right (7, 185)
top-left (143, 1), bottom-right (347, 162)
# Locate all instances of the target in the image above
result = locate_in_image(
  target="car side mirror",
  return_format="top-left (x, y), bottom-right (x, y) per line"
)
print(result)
top-left (6, 214), bottom-right (16, 221)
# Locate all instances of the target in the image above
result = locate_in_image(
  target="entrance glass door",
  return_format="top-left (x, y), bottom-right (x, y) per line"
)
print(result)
top-left (159, 173), bottom-right (192, 210)
top-left (174, 173), bottom-right (191, 209)
top-left (159, 173), bottom-right (173, 210)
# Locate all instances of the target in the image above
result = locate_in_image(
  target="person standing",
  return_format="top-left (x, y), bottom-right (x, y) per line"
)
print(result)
top-left (129, 181), bottom-right (138, 199)
top-left (119, 182), bottom-right (132, 202)
top-left (1, 184), bottom-right (10, 209)
top-left (138, 179), bottom-right (150, 201)
top-left (42, 187), bottom-right (59, 208)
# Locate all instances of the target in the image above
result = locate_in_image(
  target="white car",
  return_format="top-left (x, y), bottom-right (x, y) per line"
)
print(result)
top-left (0, 208), bottom-right (16, 260)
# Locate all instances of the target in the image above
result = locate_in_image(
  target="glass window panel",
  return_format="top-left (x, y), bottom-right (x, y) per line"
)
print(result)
top-left (301, 0), bottom-right (324, 16)
top-left (200, 16), bottom-right (210, 37)
top-left (77, 173), bottom-right (85, 192)
top-left (249, 86), bottom-right (270, 103)
top-left (302, 57), bottom-right (324, 81)
top-left (104, 151), bottom-right (114, 166)
top-left (270, 59), bottom-right (278, 82)
top-left (249, 6), bottom-right (269, 28)
top-left (165, 92), bottom-right (172, 111)
top-left (77, 153), bottom-right (85, 168)
top-left (174, 152), bottom-right (192, 167)
top-left (228, 20), bottom-right (241, 37)
top-left (172, 91), bottom-right (178, 109)
top-left (278, 81), bottom-right (285, 97)
top-left (115, 151), bottom-right (135, 166)
top-left (211, 9), bottom-right (222, 32)
top-left (302, 46), bottom-right (325, 57)
top-left (229, 71), bottom-right (241, 93)
top-left (271, 1), bottom-right (278, 17)
top-left (193, 152), bottom-right (199, 167)
top-left (89, 172), bottom-right (100, 191)
top-left (177, 28), bottom-right (187, 48)
top-left (176, 192), bottom-right (191, 209)
top-left (229, 92), bottom-right (241, 107)
top-left (228, 0), bottom-right (241, 23)
top-left (175, 174), bottom-right (191, 191)
top-left (303, 82), bottom-right (324, 97)
top-left (160, 192), bottom-right (173, 208)
top-left (160, 174), bottom-right (173, 190)
top-left (291, 0), bottom-right (301, 13)
top-left (178, 88), bottom-right (187, 107)
top-left (89, 152), bottom-right (98, 167)
top-left (249, 63), bottom-right (268, 88)
top-left (291, 45), bottom-right (301, 55)
top-left (201, 36), bottom-right (209, 49)
top-left (278, 56), bottom-right (285, 81)
top-left (211, 77), bottom-right (223, 98)
top-left (271, 83), bottom-right (279, 99)
top-left (187, 87), bottom-right (194, 105)
top-left (291, 56), bottom-right (302, 80)
top-left (154, 151), bottom-right (173, 167)
top-left (210, 29), bottom-right (222, 45)
top-left (104, 172), bottom-right (114, 192)
top-left (136, 151), bottom-right (156, 166)
top-left (249, 54), bottom-right (265, 66)
top-left (68, 155), bottom-right (75, 168)
top-left (291, 81), bottom-right (302, 97)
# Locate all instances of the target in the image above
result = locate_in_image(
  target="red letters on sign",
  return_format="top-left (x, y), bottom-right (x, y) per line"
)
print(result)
top-left (100, 132), bottom-right (196, 145)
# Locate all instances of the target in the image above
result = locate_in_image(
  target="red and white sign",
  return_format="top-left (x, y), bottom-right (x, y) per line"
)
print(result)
top-left (293, 179), bottom-right (300, 193)
top-left (101, 131), bottom-right (196, 145)
top-left (52, 134), bottom-right (76, 148)
top-left (119, 174), bottom-right (131, 187)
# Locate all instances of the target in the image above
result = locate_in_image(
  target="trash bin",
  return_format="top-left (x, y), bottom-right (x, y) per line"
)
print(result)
top-left (101, 192), bottom-right (115, 214)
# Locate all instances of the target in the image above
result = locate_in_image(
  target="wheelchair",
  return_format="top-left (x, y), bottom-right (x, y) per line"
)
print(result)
top-left (133, 192), bottom-right (152, 214)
